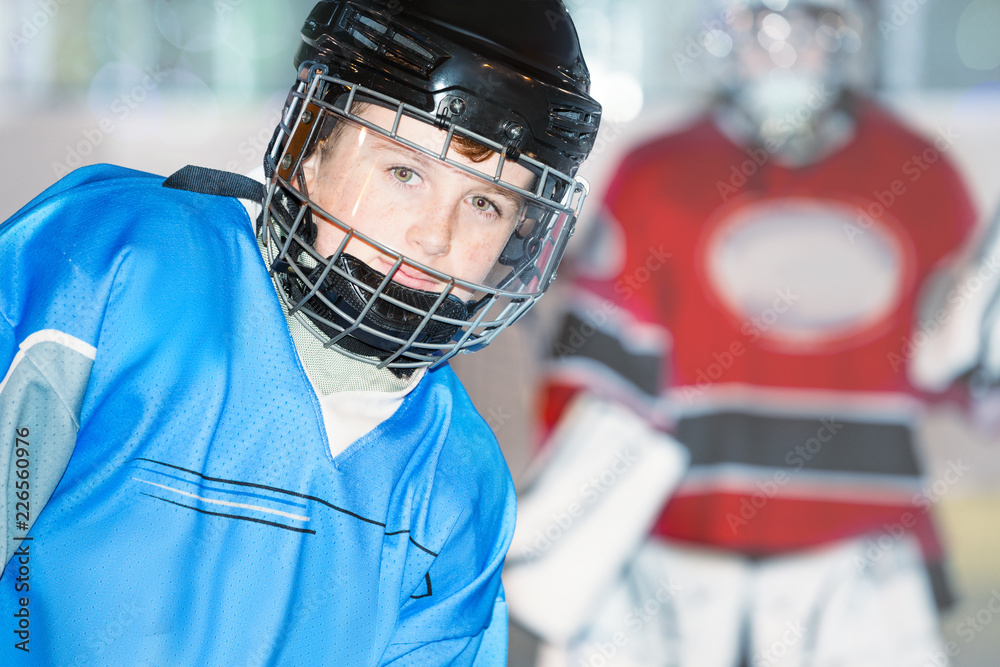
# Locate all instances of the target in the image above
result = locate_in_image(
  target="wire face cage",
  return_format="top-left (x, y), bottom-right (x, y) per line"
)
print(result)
top-left (261, 67), bottom-right (590, 369)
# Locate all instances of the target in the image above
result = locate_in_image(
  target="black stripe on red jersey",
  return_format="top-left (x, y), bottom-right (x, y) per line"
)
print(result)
top-left (675, 412), bottom-right (921, 477)
top-left (549, 311), bottom-right (661, 397)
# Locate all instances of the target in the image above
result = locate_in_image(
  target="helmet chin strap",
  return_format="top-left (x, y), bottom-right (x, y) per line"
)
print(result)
top-left (279, 249), bottom-right (471, 360)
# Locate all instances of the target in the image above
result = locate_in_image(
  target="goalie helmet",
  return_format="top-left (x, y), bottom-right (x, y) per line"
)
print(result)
top-left (706, 0), bottom-right (872, 162)
top-left (261, 0), bottom-right (601, 369)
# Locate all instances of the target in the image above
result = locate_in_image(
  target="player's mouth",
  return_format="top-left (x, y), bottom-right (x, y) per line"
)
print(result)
top-left (374, 257), bottom-right (447, 293)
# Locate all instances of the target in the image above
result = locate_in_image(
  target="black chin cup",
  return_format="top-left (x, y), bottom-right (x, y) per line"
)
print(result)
top-left (290, 253), bottom-right (470, 354)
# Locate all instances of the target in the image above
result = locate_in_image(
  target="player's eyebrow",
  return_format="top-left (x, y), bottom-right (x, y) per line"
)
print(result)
top-left (369, 139), bottom-right (437, 171)
top-left (477, 180), bottom-right (527, 216)
top-left (370, 140), bottom-right (527, 214)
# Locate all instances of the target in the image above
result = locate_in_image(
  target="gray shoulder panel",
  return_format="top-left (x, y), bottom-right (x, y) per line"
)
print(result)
top-left (2, 332), bottom-right (94, 570)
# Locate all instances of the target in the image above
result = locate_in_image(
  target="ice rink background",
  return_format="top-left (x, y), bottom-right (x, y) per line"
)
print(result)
top-left (2, 0), bottom-right (999, 664)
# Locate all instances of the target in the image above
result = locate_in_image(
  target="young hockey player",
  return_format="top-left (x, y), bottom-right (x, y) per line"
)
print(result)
top-left (0, 1), bottom-right (600, 664)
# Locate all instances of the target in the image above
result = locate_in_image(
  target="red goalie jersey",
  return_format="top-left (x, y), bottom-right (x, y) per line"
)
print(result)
top-left (541, 101), bottom-right (976, 607)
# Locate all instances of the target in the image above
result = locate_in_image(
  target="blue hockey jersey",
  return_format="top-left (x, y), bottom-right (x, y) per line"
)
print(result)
top-left (0, 164), bottom-right (515, 666)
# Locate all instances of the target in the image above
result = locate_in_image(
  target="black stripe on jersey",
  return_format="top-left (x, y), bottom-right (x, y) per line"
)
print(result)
top-left (385, 530), bottom-right (439, 557)
top-left (140, 492), bottom-right (316, 534)
top-left (926, 561), bottom-right (955, 610)
top-left (676, 413), bottom-right (921, 476)
top-left (131, 457), bottom-right (439, 557)
top-left (410, 573), bottom-right (433, 599)
top-left (550, 312), bottom-right (662, 396)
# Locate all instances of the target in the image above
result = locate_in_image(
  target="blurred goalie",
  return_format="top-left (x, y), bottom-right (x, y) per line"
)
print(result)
top-left (504, 0), bottom-right (981, 665)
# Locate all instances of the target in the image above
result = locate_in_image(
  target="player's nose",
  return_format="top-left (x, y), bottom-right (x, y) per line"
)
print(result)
top-left (403, 202), bottom-right (457, 258)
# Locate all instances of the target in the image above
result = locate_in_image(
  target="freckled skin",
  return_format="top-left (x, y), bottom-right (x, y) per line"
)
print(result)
top-left (302, 105), bottom-right (535, 300)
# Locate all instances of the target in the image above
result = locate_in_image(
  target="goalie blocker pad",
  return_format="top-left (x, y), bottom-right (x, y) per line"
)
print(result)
top-left (909, 203), bottom-right (1000, 393)
top-left (503, 394), bottom-right (688, 645)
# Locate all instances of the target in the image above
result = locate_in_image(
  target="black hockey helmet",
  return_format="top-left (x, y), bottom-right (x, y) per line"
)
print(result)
top-left (293, 0), bottom-right (600, 177)
top-left (260, 0), bottom-right (602, 369)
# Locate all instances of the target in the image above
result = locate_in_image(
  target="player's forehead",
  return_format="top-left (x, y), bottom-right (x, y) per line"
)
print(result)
top-left (351, 104), bottom-right (535, 191)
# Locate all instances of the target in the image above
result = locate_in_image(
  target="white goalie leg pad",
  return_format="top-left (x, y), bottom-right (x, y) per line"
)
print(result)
top-left (535, 540), bottom-right (750, 667)
top-left (504, 395), bottom-right (689, 645)
top-left (749, 534), bottom-right (945, 667)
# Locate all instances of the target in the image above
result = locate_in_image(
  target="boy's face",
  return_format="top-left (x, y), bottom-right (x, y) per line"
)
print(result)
top-left (302, 105), bottom-right (535, 301)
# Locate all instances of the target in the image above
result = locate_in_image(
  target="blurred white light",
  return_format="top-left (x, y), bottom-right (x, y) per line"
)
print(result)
top-left (574, 8), bottom-right (614, 63)
top-left (154, 0), bottom-right (219, 52)
top-left (840, 27), bottom-right (862, 54)
top-left (769, 42), bottom-right (798, 68)
top-left (761, 13), bottom-right (792, 42)
top-left (816, 24), bottom-right (841, 53)
top-left (819, 11), bottom-right (842, 28)
top-left (762, 0), bottom-right (790, 10)
top-left (956, 0), bottom-right (1000, 71)
top-left (87, 62), bottom-right (166, 142)
top-left (590, 71), bottom-right (644, 124)
top-left (757, 29), bottom-right (777, 51)
top-left (221, 4), bottom-right (299, 60)
top-left (705, 30), bottom-right (734, 58)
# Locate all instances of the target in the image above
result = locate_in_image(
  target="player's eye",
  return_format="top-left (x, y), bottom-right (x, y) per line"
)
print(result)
top-left (470, 195), bottom-right (500, 216)
top-left (391, 166), bottom-right (418, 184)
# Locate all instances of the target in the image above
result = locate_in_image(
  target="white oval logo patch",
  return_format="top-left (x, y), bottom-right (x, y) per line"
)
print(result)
top-left (702, 198), bottom-right (912, 352)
